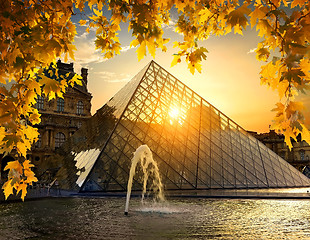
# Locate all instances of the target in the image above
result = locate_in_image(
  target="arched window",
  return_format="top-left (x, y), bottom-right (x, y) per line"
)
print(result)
top-left (300, 150), bottom-right (305, 161)
top-left (36, 95), bottom-right (44, 110)
top-left (57, 98), bottom-right (64, 112)
top-left (77, 121), bottom-right (82, 129)
top-left (55, 132), bottom-right (66, 148)
top-left (77, 101), bottom-right (84, 115)
top-left (35, 134), bottom-right (42, 148)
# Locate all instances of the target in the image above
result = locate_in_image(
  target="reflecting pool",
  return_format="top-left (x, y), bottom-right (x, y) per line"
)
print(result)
top-left (1, 197), bottom-right (310, 239)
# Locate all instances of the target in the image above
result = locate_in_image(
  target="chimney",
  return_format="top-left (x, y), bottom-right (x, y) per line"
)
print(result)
top-left (81, 67), bottom-right (88, 86)
top-left (56, 59), bottom-right (74, 72)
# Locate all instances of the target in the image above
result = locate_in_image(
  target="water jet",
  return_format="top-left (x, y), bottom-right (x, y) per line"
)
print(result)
top-left (124, 145), bottom-right (164, 215)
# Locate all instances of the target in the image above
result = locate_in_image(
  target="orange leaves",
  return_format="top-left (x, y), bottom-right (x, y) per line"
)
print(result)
top-left (1, 0), bottom-right (81, 201)
top-left (226, 4), bottom-right (251, 35)
top-left (291, 0), bottom-right (306, 8)
top-left (2, 159), bottom-right (38, 201)
top-left (69, 73), bottom-right (83, 87)
top-left (172, 37), bottom-right (208, 73)
top-left (171, 55), bottom-right (181, 67)
top-left (0, 0), bottom-right (78, 158)
top-left (79, 19), bottom-right (87, 26)
top-left (272, 100), bottom-right (306, 150)
top-left (40, 75), bottom-right (65, 100)
top-left (136, 41), bottom-right (147, 61)
top-left (89, 9), bottom-right (122, 59)
top-left (300, 123), bottom-right (310, 143)
top-left (255, 42), bottom-right (270, 62)
top-left (16, 183), bottom-right (28, 201)
top-left (249, 6), bottom-right (268, 28)
top-left (2, 180), bottom-right (14, 200)
top-left (5, 160), bottom-right (23, 177)
top-left (29, 109), bottom-right (41, 125)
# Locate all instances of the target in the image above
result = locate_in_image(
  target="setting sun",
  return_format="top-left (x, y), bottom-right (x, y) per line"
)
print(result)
top-left (169, 107), bottom-right (180, 119)
top-left (168, 106), bottom-right (186, 125)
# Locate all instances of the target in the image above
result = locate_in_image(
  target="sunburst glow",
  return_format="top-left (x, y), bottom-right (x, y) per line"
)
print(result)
top-left (168, 106), bottom-right (185, 125)
top-left (169, 107), bottom-right (180, 119)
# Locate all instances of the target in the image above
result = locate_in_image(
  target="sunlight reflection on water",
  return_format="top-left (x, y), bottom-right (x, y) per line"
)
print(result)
top-left (0, 197), bottom-right (310, 239)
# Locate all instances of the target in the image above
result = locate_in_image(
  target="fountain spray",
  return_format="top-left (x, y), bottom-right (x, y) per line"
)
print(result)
top-left (124, 145), bottom-right (165, 215)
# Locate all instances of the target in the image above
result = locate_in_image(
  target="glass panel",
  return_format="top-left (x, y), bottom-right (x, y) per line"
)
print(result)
top-left (49, 61), bottom-right (310, 192)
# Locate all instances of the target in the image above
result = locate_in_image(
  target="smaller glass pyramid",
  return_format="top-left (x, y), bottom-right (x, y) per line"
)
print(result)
top-left (52, 61), bottom-right (310, 192)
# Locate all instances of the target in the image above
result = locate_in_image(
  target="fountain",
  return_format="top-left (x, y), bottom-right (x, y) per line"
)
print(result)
top-left (124, 145), bottom-right (165, 215)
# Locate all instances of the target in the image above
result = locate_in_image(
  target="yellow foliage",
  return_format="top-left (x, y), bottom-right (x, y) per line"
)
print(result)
top-left (16, 183), bottom-right (28, 201)
top-left (249, 7), bottom-right (267, 28)
top-left (79, 19), bottom-right (87, 26)
top-left (2, 180), bottom-right (14, 200)
top-left (136, 41), bottom-right (146, 61)
top-left (301, 124), bottom-right (310, 143)
top-left (2, 159), bottom-right (38, 200)
top-left (171, 55), bottom-right (181, 67)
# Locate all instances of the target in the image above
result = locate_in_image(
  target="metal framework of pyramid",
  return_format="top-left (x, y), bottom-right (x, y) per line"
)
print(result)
top-left (60, 61), bottom-right (310, 192)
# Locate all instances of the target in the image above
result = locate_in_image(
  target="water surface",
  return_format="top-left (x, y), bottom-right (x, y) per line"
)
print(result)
top-left (0, 197), bottom-right (309, 239)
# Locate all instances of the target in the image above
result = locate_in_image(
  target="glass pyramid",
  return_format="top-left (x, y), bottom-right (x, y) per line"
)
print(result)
top-left (53, 61), bottom-right (310, 192)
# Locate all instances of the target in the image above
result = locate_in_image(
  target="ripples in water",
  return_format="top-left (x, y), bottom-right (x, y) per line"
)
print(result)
top-left (0, 197), bottom-right (309, 239)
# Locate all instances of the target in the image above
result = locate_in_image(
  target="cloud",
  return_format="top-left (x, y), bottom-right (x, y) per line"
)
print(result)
top-left (163, 19), bottom-right (177, 30)
top-left (121, 45), bottom-right (135, 53)
top-left (247, 48), bottom-right (256, 54)
top-left (75, 32), bottom-right (89, 40)
top-left (70, 40), bottom-right (108, 69)
top-left (94, 71), bottom-right (132, 83)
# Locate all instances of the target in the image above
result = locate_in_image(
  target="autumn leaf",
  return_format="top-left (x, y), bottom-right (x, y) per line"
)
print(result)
top-left (285, 101), bottom-right (304, 120)
top-left (24, 170), bottom-right (38, 184)
top-left (136, 41), bottom-right (146, 61)
top-left (226, 4), bottom-right (251, 34)
top-left (29, 109), bottom-right (41, 125)
top-left (16, 182), bottom-right (28, 201)
top-left (171, 55), bottom-right (181, 67)
top-left (146, 39), bottom-right (156, 58)
top-left (291, 0), bottom-right (306, 8)
top-left (249, 7), bottom-right (267, 28)
top-left (300, 123), bottom-right (310, 143)
top-left (284, 127), bottom-right (296, 150)
top-left (79, 19), bottom-right (87, 26)
top-left (2, 179), bottom-right (14, 200)
top-left (4, 160), bottom-right (23, 173)
top-left (23, 159), bottom-right (35, 169)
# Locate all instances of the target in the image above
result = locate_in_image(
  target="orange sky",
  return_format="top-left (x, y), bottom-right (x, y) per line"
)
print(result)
top-left (71, 25), bottom-right (308, 133)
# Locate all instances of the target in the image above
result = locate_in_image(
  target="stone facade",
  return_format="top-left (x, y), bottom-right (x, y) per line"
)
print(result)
top-left (249, 130), bottom-right (310, 171)
top-left (29, 60), bottom-right (92, 173)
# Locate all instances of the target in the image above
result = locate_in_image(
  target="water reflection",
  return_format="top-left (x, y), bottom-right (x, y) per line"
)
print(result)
top-left (0, 198), bottom-right (310, 239)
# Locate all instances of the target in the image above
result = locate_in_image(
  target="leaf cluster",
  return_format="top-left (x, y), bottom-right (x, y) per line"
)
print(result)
top-left (2, 160), bottom-right (38, 201)
top-left (0, 1), bottom-right (82, 200)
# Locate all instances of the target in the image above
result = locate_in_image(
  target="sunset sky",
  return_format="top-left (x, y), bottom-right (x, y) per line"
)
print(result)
top-left (69, 18), bottom-right (309, 133)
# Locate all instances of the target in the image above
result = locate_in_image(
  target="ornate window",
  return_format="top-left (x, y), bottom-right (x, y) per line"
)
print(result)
top-left (57, 98), bottom-right (64, 112)
top-left (35, 134), bottom-right (42, 148)
top-left (55, 132), bottom-right (66, 148)
top-left (77, 101), bottom-right (84, 115)
top-left (36, 95), bottom-right (44, 110)
top-left (300, 150), bottom-right (305, 161)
